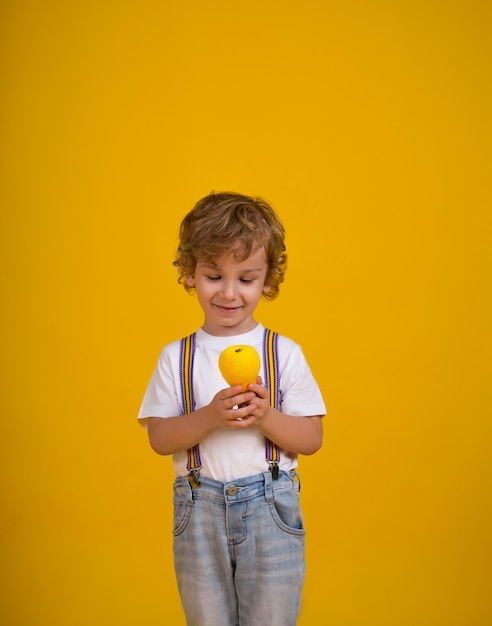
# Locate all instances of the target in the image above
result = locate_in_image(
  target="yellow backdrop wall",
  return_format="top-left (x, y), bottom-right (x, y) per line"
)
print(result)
top-left (1, 1), bottom-right (491, 624)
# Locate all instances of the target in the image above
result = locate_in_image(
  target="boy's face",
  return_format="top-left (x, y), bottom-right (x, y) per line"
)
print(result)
top-left (186, 245), bottom-right (271, 336)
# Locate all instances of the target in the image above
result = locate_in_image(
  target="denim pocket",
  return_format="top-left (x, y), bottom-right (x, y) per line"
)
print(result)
top-left (172, 498), bottom-right (193, 536)
top-left (269, 481), bottom-right (305, 535)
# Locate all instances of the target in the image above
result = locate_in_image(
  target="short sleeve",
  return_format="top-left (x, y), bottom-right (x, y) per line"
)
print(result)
top-left (277, 339), bottom-right (326, 418)
top-left (137, 344), bottom-right (182, 426)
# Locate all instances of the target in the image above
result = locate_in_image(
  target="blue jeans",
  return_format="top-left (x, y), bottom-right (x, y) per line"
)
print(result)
top-left (172, 470), bottom-right (306, 626)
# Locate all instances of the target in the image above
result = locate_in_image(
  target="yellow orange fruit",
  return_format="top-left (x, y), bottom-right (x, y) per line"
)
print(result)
top-left (218, 345), bottom-right (261, 391)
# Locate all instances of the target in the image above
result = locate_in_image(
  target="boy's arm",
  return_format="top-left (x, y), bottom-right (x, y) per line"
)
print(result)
top-left (253, 409), bottom-right (323, 455)
top-left (246, 381), bottom-right (323, 455)
top-left (147, 385), bottom-right (260, 455)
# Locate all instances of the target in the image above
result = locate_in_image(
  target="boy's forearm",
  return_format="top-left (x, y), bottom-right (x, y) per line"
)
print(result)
top-left (147, 406), bottom-right (323, 457)
top-left (255, 410), bottom-right (323, 455)
top-left (147, 407), bottom-right (217, 456)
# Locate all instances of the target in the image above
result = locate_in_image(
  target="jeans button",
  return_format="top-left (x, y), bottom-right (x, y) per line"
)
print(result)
top-left (226, 484), bottom-right (238, 496)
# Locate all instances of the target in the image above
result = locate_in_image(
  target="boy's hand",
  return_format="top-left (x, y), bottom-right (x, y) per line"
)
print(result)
top-left (210, 385), bottom-right (258, 428)
top-left (243, 376), bottom-right (271, 425)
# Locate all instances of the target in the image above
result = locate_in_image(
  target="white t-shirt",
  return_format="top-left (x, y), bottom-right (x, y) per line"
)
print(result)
top-left (138, 323), bottom-right (326, 482)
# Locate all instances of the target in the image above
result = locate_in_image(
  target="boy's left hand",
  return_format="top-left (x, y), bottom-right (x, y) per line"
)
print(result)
top-left (244, 376), bottom-right (271, 425)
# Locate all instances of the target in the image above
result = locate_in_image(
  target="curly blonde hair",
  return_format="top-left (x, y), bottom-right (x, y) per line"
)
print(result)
top-left (173, 192), bottom-right (287, 300)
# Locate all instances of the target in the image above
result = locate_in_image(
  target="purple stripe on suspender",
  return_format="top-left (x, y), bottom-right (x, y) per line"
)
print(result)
top-left (263, 329), bottom-right (281, 477)
top-left (180, 334), bottom-right (202, 477)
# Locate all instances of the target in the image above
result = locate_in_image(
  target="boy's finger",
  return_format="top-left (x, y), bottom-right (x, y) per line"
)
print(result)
top-left (247, 383), bottom-right (268, 399)
top-left (228, 414), bottom-right (256, 428)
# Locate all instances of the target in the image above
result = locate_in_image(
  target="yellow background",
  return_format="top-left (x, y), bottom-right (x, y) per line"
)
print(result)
top-left (1, 1), bottom-right (491, 624)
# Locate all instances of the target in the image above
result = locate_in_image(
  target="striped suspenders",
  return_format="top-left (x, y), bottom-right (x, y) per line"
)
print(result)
top-left (179, 332), bottom-right (202, 487)
top-left (262, 328), bottom-right (281, 479)
top-left (179, 328), bottom-right (281, 487)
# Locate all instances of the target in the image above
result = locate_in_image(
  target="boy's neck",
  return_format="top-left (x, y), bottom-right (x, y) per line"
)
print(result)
top-left (200, 321), bottom-right (260, 337)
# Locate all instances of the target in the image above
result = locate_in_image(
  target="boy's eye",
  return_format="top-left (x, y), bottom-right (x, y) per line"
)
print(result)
top-left (206, 275), bottom-right (221, 281)
top-left (240, 278), bottom-right (254, 284)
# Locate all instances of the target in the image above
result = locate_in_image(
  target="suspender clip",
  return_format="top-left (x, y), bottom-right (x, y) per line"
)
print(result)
top-left (188, 468), bottom-right (201, 489)
top-left (269, 461), bottom-right (280, 481)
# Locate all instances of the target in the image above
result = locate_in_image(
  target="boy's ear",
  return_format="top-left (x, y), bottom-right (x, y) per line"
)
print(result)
top-left (185, 274), bottom-right (195, 287)
top-left (262, 284), bottom-right (271, 294)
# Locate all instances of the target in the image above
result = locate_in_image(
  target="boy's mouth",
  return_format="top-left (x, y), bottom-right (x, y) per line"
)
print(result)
top-left (214, 304), bottom-right (241, 314)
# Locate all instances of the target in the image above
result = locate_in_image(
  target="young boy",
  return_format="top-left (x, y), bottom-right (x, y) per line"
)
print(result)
top-left (138, 192), bottom-right (326, 626)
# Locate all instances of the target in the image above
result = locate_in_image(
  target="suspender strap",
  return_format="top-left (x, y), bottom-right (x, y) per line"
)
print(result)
top-left (179, 333), bottom-right (202, 487)
top-left (179, 328), bottom-right (282, 487)
top-left (263, 328), bottom-right (281, 479)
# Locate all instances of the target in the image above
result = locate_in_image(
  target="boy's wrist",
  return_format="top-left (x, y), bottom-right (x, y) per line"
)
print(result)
top-left (253, 404), bottom-right (274, 431)
top-left (195, 405), bottom-right (220, 434)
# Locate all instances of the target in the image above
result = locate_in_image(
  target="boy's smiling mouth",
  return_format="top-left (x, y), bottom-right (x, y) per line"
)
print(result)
top-left (214, 304), bottom-right (242, 314)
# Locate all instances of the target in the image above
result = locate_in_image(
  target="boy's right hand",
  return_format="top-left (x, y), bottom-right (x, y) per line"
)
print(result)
top-left (147, 385), bottom-right (260, 456)
top-left (210, 385), bottom-right (258, 428)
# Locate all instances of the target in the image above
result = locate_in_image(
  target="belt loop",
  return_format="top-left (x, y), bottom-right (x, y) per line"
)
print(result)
top-left (293, 470), bottom-right (301, 492)
top-left (264, 470), bottom-right (274, 502)
top-left (184, 476), bottom-right (194, 504)
top-left (174, 477), bottom-right (194, 505)
top-left (185, 476), bottom-right (195, 504)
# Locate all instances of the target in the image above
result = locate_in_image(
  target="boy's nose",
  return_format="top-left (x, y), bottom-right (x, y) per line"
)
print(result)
top-left (220, 281), bottom-right (237, 299)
